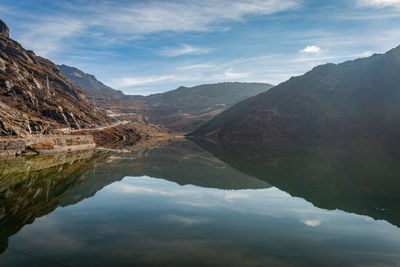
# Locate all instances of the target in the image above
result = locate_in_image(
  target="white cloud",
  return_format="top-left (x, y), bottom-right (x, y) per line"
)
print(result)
top-left (221, 70), bottom-right (250, 79)
top-left (160, 44), bottom-right (211, 57)
top-left (300, 45), bottom-right (321, 53)
top-left (357, 0), bottom-right (400, 8)
top-left (109, 75), bottom-right (175, 88)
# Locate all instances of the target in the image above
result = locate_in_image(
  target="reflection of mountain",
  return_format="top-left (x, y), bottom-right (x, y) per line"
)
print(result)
top-left (0, 152), bottom-right (101, 254)
top-left (61, 139), bottom-right (270, 206)
top-left (194, 139), bottom-right (400, 227)
top-left (0, 139), bottom-right (270, 255)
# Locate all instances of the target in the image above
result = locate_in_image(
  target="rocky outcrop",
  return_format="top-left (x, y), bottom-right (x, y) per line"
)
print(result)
top-left (0, 135), bottom-right (95, 157)
top-left (73, 122), bottom-right (169, 149)
top-left (0, 20), bottom-right (9, 38)
top-left (0, 20), bottom-right (110, 137)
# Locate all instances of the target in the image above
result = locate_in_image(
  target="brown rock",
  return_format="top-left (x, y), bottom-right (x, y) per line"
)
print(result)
top-left (0, 21), bottom-right (111, 136)
top-left (0, 20), bottom-right (9, 38)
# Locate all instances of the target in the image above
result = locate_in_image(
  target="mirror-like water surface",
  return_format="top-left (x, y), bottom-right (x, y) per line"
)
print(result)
top-left (0, 139), bottom-right (399, 266)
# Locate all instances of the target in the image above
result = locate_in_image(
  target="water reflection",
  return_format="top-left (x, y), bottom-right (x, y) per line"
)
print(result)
top-left (194, 138), bottom-right (400, 227)
top-left (0, 139), bottom-right (399, 266)
top-left (0, 151), bottom-right (101, 254)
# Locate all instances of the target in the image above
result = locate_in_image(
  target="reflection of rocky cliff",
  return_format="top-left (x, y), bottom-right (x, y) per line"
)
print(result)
top-left (194, 139), bottom-right (400, 227)
top-left (0, 151), bottom-right (102, 254)
top-left (61, 139), bottom-right (270, 207)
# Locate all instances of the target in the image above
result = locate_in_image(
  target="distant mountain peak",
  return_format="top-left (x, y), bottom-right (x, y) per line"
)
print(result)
top-left (0, 19), bottom-right (9, 38)
top-left (58, 64), bottom-right (125, 101)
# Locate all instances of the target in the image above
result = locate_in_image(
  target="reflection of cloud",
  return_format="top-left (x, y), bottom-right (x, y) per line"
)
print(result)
top-left (163, 215), bottom-right (210, 226)
top-left (224, 191), bottom-right (250, 202)
top-left (178, 201), bottom-right (217, 208)
top-left (301, 219), bottom-right (322, 227)
top-left (17, 216), bottom-right (84, 252)
top-left (110, 183), bottom-right (175, 196)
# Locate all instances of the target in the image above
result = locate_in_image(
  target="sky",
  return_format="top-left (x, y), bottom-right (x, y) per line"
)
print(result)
top-left (1, 0), bottom-right (400, 95)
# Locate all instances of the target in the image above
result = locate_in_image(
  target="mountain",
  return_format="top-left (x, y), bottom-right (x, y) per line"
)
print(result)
top-left (142, 82), bottom-right (273, 110)
top-left (0, 20), bottom-right (109, 136)
top-left (141, 82), bottom-right (273, 132)
top-left (191, 46), bottom-right (400, 140)
top-left (58, 64), bottom-right (124, 101)
top-left (57, 65), bottom-right (274, 133)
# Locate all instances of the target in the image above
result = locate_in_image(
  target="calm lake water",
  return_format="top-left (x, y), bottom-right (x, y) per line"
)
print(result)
top-left (0, 139), bottom-right (399, 266)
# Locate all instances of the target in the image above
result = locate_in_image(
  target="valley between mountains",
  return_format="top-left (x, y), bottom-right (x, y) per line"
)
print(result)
top-left (1, 17), bottom-right (400, 156)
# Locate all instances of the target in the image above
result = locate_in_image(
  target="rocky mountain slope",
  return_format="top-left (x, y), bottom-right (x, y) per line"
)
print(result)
top-left (0, 20), bottom-right (109, 136)
top-left (139, 82), bottom-right (274, 132)
top-left (58, 66), bottom-right (274, 133)
top-left (191, 45), bottom-right (400, 140)
top-left (58, 64), bottom-right (125, 101)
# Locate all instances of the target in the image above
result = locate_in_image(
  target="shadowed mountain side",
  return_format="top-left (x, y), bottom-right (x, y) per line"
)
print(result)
top-left (193, 138), bottom-right (400, 228)
top-left (191, 46), bottom-right (400, 140)
top-left (0, 151), bottom-right (105, 254)
top-left (61, 139), bottom-right (270, 206)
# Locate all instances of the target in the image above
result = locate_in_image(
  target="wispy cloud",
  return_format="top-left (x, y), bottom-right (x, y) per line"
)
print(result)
top-left (91, 0), bottom-right (300, 34)
top-left (109, 75), bottom-right (176, 88)
top-left (12, 0), bottom-right (300, 57)
top-left (159, 44), bottom-right (211, 57)
top-left (19, 19), bottom-right (84, 57)
top-left (357, 0), bottom-right (400, 8)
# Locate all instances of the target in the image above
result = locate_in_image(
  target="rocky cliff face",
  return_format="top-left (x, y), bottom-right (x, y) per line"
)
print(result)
top-left (0, 20), bottom-right (9, 38)
top-left (0, 20), bottom-right (110, 136)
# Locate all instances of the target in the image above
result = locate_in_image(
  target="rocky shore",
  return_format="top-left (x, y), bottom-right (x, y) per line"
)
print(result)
top-left (0, 135), bottom-right (95, 157)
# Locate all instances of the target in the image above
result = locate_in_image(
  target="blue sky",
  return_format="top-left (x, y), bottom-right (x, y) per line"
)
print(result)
top-left (1, 0), bottom-right (400, 95)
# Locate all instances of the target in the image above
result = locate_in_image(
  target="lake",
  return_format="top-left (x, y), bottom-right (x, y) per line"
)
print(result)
top-left (0, 139), bottom-right (399, 266)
